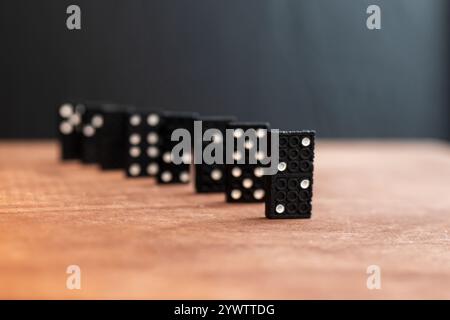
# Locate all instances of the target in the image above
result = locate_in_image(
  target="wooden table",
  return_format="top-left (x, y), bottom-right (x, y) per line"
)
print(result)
top-left (0, 141), bottom-right (449, 299)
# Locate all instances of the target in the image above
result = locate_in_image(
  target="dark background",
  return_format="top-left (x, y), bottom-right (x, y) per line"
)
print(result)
top-left (1, 0), bottom-right (449, 139)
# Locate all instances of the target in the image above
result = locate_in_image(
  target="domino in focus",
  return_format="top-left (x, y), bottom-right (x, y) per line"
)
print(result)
top-left (265, 130), bottom-right (315, 219)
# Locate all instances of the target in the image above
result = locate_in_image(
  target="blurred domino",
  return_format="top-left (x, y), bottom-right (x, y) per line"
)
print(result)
top-left (194, 116), bottom-right (236, 193)
top-left (225, 122), bottom-right (270, 203)
top-left (98, 104), bottom-right (131, 170)
top-left (126, 110), bottom-right (162, 178)
top-left (57, 101), bottom-right (84, 160)
top-left (157, 111), bottom-right (199, 184)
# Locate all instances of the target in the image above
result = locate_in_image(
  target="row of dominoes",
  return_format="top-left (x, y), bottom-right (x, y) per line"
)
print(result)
top-left (58, 101), bottom-right (315, 219)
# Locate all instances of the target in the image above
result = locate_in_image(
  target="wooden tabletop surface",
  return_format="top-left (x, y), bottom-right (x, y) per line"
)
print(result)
top-left (0, 140), bottom-right (449, 299)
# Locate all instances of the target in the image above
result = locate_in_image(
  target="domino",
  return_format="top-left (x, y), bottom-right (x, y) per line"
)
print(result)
top-left (194, 116), bottom-right (236, 193)
top-left (125, 110), bottom-right (162, 178)
top-left (57, 101), bottom-right (84, 160)
top-left (225, 122), bottom-right (270, 203)
top-left (98, 104), bottom-right (131, 170)
top-left (80, 102), bottom-right (106, 164)
top-left (265, 130), bottom-right (315, 219)
top-left (157, 111), bottom-right (199, 184)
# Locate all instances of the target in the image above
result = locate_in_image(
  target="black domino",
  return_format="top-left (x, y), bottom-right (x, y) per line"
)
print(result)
top-left (265, 130), bottom-right (315, 219)
top-left (194, 116), bottom-right (236, 193)
top-left (80, 102), bottom-right (106, 164)
top-left (97, 104), bottom-right (130, 170)
top-left (125, 110), bottom-right (162, 178)
top-left (57, 101), bottom-right (84, 160)
top-left (225, 122), bottom-right (270, 203)
top-left (157, 111), bottom-right (199, 184)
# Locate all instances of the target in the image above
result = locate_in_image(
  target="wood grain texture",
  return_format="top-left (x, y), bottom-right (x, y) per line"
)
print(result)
top-left (0, 141), bottom-right (449, 299)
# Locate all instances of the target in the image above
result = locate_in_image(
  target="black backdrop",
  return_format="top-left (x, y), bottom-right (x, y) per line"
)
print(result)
top-left (1, 0), bottom-right (449, 139)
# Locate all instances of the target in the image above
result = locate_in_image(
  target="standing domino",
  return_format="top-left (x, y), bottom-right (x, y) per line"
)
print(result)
top-left (225, 122), bottom-right (270, 203)
top-left (125, 110), bottom-right (162, 178)
top-left (98, 104), bottom-right (130, 170)
top-left (57, 101), bottom-right (84, 160)
top-left (194, 116), bottom-right (236, 193)
top-left (157, 111), bottom-right (199, 184)
top-left (265, 130), bottom-right (315, 219)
